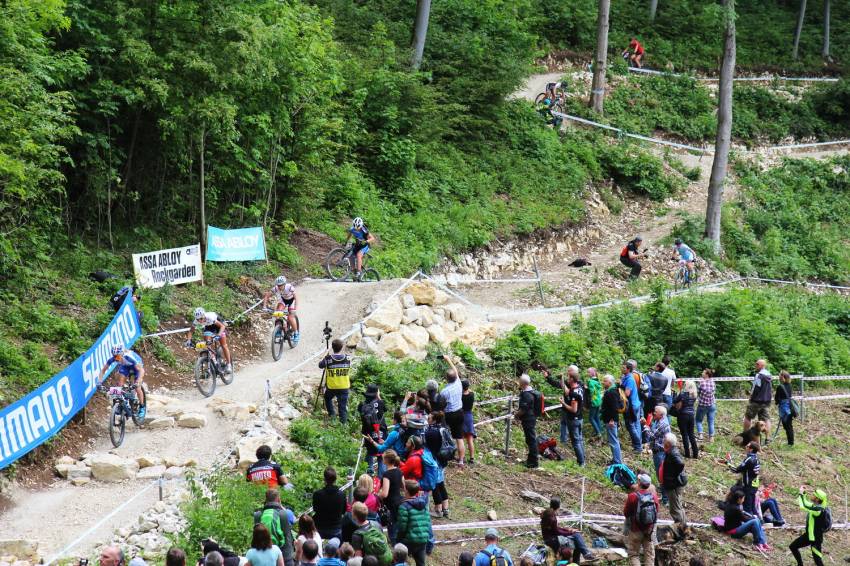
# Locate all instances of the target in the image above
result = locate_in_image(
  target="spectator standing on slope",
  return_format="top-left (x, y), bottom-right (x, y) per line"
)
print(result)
top-left (601, 374), bottom-right (623, 465)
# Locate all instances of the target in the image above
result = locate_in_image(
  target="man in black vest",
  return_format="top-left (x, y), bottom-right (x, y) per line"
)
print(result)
top-left (515, 374), bottom-right (540, 469)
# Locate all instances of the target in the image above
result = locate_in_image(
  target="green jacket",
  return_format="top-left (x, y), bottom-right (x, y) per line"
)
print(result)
top-left (587, 377), bottom-right (603, 408)
top-left (798, 492), bottom-right (827, 541)
top-left (395, 494), bottom-right (431, 545)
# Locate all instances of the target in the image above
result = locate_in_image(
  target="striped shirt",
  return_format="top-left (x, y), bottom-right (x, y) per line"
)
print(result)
top-left (697, 379), bottom-right (716, 407)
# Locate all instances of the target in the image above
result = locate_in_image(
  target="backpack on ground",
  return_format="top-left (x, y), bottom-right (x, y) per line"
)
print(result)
top-left (481, 548), bottom-right (510, 566)
top-left (419, 448), bottom-right (441, 491)
top-left (519, 543), bottom-right (548, 565)
top-left (605, 463), bottom-right (637, 490)
top-left (355, 521), bottom-right (392, 566)
top-left (438, 426), bottom-right (456, 464)
top-left (634, 491), bottom-right (658, 528)
top-left (254, 508), bottom-right (294, 559)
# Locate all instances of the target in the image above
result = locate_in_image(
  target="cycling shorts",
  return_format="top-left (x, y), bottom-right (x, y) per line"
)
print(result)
top-left (116, 365), bottom-right (142, 382)
top-left (353, 243), bottom-right (370, 256)
top-left (276, 297), bottom-right (296, 312)
top-left (204, 324), bottom-right (227, 337)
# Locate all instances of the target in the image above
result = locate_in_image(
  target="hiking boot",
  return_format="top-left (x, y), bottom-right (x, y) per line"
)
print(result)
top-left (430, 510), bottom-right (444, 518)
top-left (443, 509), bottom-right (450, 519)
top-left (708, 435), bottom-right (715, 443)
top-left (468, 458), bottom-right (475, 466)
top-left (697, 433), bottom-right (704, 441)
top-left (583, 552), bottom-right (598, 563)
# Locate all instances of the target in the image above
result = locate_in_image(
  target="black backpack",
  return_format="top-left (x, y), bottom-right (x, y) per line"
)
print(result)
top-left (634, 491), bottom-right (658, 528)
top-left (481, 549), bottom-right (509, 566)
top-left (109, 286), bottom-right (134, 311)
top-left (820, 507), bottom-right (833, 532)
top-left (532, 390), bottom-right (545, 417)
top-left (438, 426), bottom-right (456, 463)
top-left (360, 399), bottom-right (383, 440)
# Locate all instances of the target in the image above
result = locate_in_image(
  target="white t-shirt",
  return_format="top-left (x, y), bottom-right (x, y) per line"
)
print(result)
top-left (296, 532), bottom-right (323, 559)
top-left (661, 367), bottom-right (676, 396)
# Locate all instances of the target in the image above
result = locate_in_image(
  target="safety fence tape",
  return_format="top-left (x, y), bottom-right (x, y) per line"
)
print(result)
top-left (140, 299), bottom-right (263, 340)
top-left (626, 67), bottom-right (841, 82)
top-left (457, 277), bottom-right (541, 284)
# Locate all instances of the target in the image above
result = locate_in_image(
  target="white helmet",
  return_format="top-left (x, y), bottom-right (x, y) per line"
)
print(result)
top-left (194, 307), bottom-right (206, 320)
top-left (352, 217), bottom-right (364, 229)
top-left (275, 275), bottom-right (287, 286)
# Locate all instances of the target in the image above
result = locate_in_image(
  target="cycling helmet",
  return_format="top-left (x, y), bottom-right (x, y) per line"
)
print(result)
top-left (352, 217), bottom-right (364, 229)
top-left (275, 275), bottom-right (287, 286)
top-left (111, 345), bottom-right (124, 357)
top-left (674, 238), bottom-right (683, 246)
top-left (194, 307), bottom-right (206, 320)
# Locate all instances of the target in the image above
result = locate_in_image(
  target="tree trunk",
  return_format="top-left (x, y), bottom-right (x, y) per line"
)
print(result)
top-left (590, 0), bottom-right (611, 114)
top-left (199, 126), bottom-right (207, 252)
top-left (792, 0), bottom-right (807, 60)
top-left (705, 0), bottom-right (736, 252)
top-left (649, 0), bottom-right (658, 22)
top-left (822, 0), bottom-right (830, 59)
top-left (411, 0), bottom-right (432, 70)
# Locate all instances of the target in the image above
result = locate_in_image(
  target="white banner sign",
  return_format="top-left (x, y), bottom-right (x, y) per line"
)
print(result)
top-left (132, 244), bottom-right (203, 289)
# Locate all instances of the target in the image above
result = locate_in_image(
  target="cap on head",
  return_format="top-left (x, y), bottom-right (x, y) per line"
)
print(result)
top-left (814, 489), bottom-right (828, 504)
top-left (634, 235), bottom-right (643, 242)
top-left (485, 527), bottom-right (499, 539)
top-left (637, 474), bottom-right (652, 487)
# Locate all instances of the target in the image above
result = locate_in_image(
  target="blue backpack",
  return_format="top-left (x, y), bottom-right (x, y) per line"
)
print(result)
top-left (419, 448), bottom-right (442, 491)
top-left (605, 463), bottom-right (637, 490)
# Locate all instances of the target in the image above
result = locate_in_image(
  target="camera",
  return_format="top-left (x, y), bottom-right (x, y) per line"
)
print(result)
top-left (323, 321), bottom-right (332, 339)
top-left (79, 559), bottom-right (89, 566)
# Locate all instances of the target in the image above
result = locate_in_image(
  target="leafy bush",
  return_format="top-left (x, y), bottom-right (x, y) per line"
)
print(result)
top-left (597, 142), bottom-right (686, 200)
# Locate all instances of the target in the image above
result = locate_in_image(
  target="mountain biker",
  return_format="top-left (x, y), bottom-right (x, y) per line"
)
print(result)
top-left (620, 236), bottom-right (645, 279)
top-left (623, 38), bottom-right (645, 68)
top-left (346, 217), bottom-right (375, 279)
top-left (98, 345), bottom-right (147, 419)
top-left (673, 239), bottom-right (696, 281)
top-left (186, 307), bottom-right (232, 372)
top-left (263, 275), bottom-right (299, 343)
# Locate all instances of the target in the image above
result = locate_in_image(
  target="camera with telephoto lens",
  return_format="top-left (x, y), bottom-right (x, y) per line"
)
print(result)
top-left (323, 321), bottom-right (332, 339)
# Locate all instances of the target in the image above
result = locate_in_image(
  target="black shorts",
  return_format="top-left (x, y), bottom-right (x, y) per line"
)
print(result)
top-left (432, 482), bottom-right (448, 505)
top-left (445, 410), bottom-right (464, 440)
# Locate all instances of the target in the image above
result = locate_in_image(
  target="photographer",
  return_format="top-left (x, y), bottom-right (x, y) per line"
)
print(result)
top-left (319, 330), bottom-right (351, 423)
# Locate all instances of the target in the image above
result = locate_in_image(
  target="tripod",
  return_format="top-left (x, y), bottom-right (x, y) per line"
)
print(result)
top-left (313, 321), bottom-right (332, 410)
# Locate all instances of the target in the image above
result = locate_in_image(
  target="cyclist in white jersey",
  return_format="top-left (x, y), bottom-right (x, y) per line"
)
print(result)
top-left (262, 275), bottom-right (299, 342)
top-left (185, 308), bottom-right (232, 370)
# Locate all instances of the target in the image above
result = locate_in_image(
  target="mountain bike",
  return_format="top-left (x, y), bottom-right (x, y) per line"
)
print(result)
top-left (534, 89), bottom-right (567, 115)
top-left (325, 245), bottom-right (380, 282)
top-left (673, 260), bottom-right (698, 291)
top-left (266, 307), bottom-right (300, 361)
top-left (191, 330), bottom-right (235, 397)
top-left (103, 383), bottom-right (144, 448)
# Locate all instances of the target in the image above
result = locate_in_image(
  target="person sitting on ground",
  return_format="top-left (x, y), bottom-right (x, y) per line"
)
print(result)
top-left (722, 488), bottom-right (770, 552)
top-left (392, 543), bottom-right (409, 566)
top-left (775, 370), bottom-right (796, 446)
top-left (623, 38), bottom-right (645, 67)
top-left (790, 486), bottom-right (829, 566)
top-left (313, 467), bottom-right (347, 540)
top-left (299, 540), bottom-right (320, 565)
top-left (757, 483), bottom-right (785, 527)
top-left (246, 524), bottom-right (285, 566)
top-left (619, 236), bottom-right (645, 279)
top-left (623, 474), bottom-right (659, 566)
top-left (254, 489), bottom-right (296, 565)
top-left (350, 502), bottom-right (393, 564)
top-left (395, 480), bottom-right (431, 566)
top-left (727, 441), bottom-right (761, 515)
top-left (540, 497), bottom-right (595, 564)
top-left (474, 529), bottom-right (514, 566)
top-left (247, 445), bottom-right (290, 489)
top-left (317, 539), bottom-right (345, 566)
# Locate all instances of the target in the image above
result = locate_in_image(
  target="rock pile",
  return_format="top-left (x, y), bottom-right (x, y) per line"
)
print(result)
top-left (346, 281), bottom-right (496, 359)
top-left (53, 453), bottom-right (197, 485)
top-left (106, 487), bottom-right (190, 559)
top-left (0, 539), bottom-right (39, 566)
top-left (144, 394), bottom-right (212, 428)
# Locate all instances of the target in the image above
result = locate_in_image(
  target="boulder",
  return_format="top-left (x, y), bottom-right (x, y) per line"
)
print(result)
top-left (443, 303), bottom-right (467, 324)
top-left (403, 306), bottom-right (421, 323)
top-left (65, 465), bottom-right (91, 480)
top-left (137, 455), bottom-right (164, 468)
top-left (432, 314), bottom-right (446, 327)
top-left (362, 326), bottom-right (384, 338)
top-left (487, 510), bottom-right (498, 521)
top-left (455, 324), bottom-right (487, 346)
top-left (55, 456), bottom-right (76, 466)
top-left (89, 453), bottom-right (139, 482)
top-left (346, 329), bottom-right (361, 348)
top-left (364, 299), bottom-right (403, 332)
top-left (207, 398), bottom-right (256, 420)
top-left (356, 336), bottom-right (380, 354)
top-left (418, 307), bottom-right (434, 327)
top-left (426, 325), bottom-right (450, 347)
top-left (380, 332), bottom-right (410, 358)
top-left (433, 289), bottom-right (449, 305)
top-left (277, 404), bottom-right (301, 421)
top-left (162, 404), bottom-right (191, 418)
top-left (401, 293), bottom-right (416, 309)
top-left (237, 433), bottom-right (278, 470)
top-left (401, 325), bottom-right (430, 350)
top-left (176, 413), bottom-right (207, 428)
top-left (136, 465), bottom-right (167, 480)
top-left (0, 541), bottom-right (38, 563)
top-left (163, 466), bottom-right (185, 480)
top-left (146, 416), bottom-right (175, 429)
top-left (405, 282), bottom-right (436, 305)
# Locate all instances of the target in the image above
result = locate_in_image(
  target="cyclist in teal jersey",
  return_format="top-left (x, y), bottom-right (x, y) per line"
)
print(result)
top-left (346, 217), bottom-right (376, 278)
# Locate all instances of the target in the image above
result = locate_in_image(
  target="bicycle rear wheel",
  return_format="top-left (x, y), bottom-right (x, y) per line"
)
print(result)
top-left (534, 92), bottom-right (547, 105)
top-left (194, 354), bottom-right (216, 397)
top-left (218, 345), bottom-right (235, 384)
top-left (325, 248), bottom-right (352, 282)
top-left (360, 268), bottom-right (380, 282)
top-left (674, 268), bottom-right (686, 291)
top-left (270, 323), bottom-right (285, 361)
top-left (286, 315), bottom-right (300, 349)
top-left (109, 403), bottom-right (126, 448)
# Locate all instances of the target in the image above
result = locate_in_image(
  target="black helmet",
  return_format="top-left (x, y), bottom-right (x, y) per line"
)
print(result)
top-left (674, 238), bottom-right (682, 246)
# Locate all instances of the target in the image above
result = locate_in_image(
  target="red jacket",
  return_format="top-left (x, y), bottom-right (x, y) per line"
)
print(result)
top-left (623, 489), bottom-right (660, 532)
top-left (400, 448), bottom-right (424, 481)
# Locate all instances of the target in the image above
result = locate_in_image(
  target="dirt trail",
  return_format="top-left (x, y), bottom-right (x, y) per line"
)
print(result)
top-left (0, 278), bottom-right (404, 561)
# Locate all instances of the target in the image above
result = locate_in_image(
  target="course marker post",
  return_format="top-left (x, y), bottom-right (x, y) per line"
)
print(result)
top-left (533, 256), bottom-right (545, 307)
top-left (799, 374), bottom-right (805, 423)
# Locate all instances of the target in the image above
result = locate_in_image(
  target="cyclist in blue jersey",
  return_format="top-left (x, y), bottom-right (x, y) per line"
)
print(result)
top-left (346, 217), bottom-right (376, 278)
top-left (98, 345), bottom-right (146, 418)
top-left (673, 238), bottom-right (696, 280)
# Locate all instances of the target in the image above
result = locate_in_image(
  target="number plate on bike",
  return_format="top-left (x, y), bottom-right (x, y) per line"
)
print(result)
top-left (195, 342), bottom-right (207, 350)
top-left (273, 310), bottom-right (286, 318)
top-left (108, 387), bottom-right (123, 395)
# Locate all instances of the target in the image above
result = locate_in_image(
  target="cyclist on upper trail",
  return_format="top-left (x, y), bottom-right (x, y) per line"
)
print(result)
top-left (346, 217), bottom-right (376, 279)
top-left (620, 235), bottom-right (646, 279)
top-left (186, 307), bottom-right (232, 372)
top-left (98, 345), bottom-right (147, 419)
top-left (673, 238), bottom-right (697, 280)
top-left (623, 38), bottom-right (645, 68)
top-left (262, 275), bottom-right (299, 343)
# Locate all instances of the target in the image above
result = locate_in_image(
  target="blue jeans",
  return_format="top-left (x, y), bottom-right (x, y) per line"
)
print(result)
top-left (588, 406), bottom-right (603, 436)
top-left (663, 394), bottom-right (673, 409)
top-left (761, 498), bottom-right (785, 524)
top-left (627, 405), bottom-right (643, 451)
top-left (695, 404), bottom-right (716, 436)
top-left (731, 518), bottom-right (766, 545)
top-left (569, 532), bottom-right (591, 561)
top-left (560, 415), bottom-right (569, 443)
top-left (324, 388), bottom-right (349, 423)
top-left (566, 419), bottom-right (585, 465)
top-left (606, 423), bottom-right (622, 464)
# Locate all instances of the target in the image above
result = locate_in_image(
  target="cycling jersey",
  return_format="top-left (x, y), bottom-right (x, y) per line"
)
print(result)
top-left (630, 40), bottom-right (645, 55)
top-left (676, 244), bottom-right (696, 262)
top-left (195, 312), bottom-right (223, 334)
top-left (349, 227), bottom-right (370, 245)
top-left (246, 459), bottom-right (285, 488)
top-left (271, 283), bottom-right (296, 304)
top-left (107, 350), bottom-right (144, 378)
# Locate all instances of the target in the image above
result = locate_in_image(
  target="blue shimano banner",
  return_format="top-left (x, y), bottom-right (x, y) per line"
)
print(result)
top-left (206, 225), bottom-right (267, 262)
top-left (0, 293), bottom-right (141, 470)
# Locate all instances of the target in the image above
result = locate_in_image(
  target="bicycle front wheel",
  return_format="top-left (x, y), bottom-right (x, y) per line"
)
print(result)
top-left (194, 354), bottom-right (216, 397)
top-left (534, 92), bottom-right (547, 105)
top-left (271, 323), bottom-right (285, 361)
top-left (109, 403), bottom-right (126, 448)
top-left (360, 268), bottom-right (381, 283)
top-left (674, 269), bottom-right (686, 291)
top-left (325, 248), bottom-right (352, 282)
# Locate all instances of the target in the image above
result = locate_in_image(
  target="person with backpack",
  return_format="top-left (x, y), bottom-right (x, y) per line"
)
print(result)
top-left (313, 467), bottom-right (347, 540)
top-left (727, 441), bottom-right (761, 514)
top-left (560, 369), bottom-right (585, 467)
top-left (441, 355), bottom-right (466, 466)
top-left (585, 368), bottom-right (603, 439)
top-left (515, 373), bottom-right (541, 469)
top-left (461, 379), bottom-right (477, 465)
top-left (790, 486), bottom-right (830, 566)
top-left (620, 362), bottom-right (643, 453)
top-left (423, 411), bottom-right (451, 518)
top-left (400, 436), bottom-right (425, 482)
top-left (644, 364), bottom-right (667, 417)
top-left (395, 480), bottom-right (432, 566)
top-left (641, 405), bottom-right (671, 505)
top-left (660, 434), bottom-right (689, 540)
top-left (359, 384), bottom-right (388, 476)
top-left (623, 474), bottom-right (659, 566)
top-left (350, 502), bottom-right (393, 565)
top-left (473, 528), bottom-right (514, 566)
top-left (319, 339), bottom-right (352, 424)
top-left (775, 370), bottom-right (797, 446)
top-left (601, 374), bottom-right (623, 465)
top-left (253, 489), bottom-right (296, 566)
top-left (365, 411), bottom-right (409, 465)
